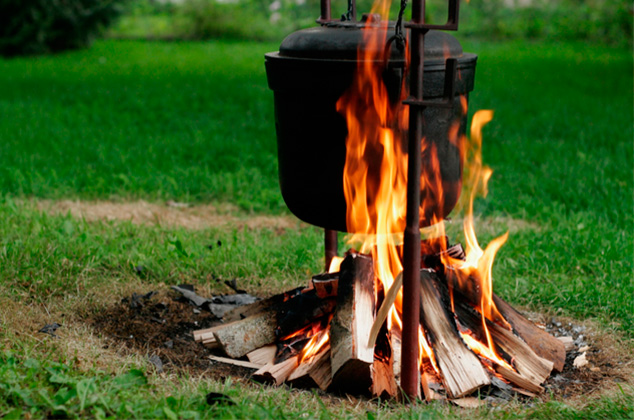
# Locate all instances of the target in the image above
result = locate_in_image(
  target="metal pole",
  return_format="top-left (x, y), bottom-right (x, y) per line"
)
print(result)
top-left (319, 0), bottom-right (331, 22)
top-left (400, 0), bottom-right (426, 401)
top-left (324, 229), bottom-right (338, 272)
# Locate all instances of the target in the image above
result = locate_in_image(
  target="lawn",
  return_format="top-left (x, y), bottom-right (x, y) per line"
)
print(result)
top-left (0, 38), bottom-right (632, 418)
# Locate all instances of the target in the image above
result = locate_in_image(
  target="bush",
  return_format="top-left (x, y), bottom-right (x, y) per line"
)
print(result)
top-left (0, 0), bottom-right (128, 57)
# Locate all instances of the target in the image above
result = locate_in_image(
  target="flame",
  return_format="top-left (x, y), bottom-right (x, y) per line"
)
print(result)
top-left (328, 256), bottom-right (344, 273)
top-left (299, 329), bottom-right (330, 363)
top-left (460, 331), bottom-right (513, 371)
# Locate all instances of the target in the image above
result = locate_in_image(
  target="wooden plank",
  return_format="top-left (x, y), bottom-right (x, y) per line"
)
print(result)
top-left (247, 345), bottom-right (277, 366)
top-left (329, 253), bottom-right (375, 395)
top-left (252, 356), bottom-right (299, 386)
top-left (208, 355), bottom-right (263, 369)
top-left (419, 269), bottom-right (490, 399)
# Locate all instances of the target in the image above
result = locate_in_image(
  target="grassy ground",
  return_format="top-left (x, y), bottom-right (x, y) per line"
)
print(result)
top-left (0, 39), bottom-right (632, 418)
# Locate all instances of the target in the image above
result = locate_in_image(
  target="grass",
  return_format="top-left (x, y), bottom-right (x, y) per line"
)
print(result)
top-left (0, 38), bottom-right (632, 418)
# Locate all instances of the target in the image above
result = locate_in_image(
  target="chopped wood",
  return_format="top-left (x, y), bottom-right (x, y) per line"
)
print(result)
top-left (493, 295), bottom-right (565, 372)
top-left (287, 347), bottom-right (332, 391)
top-left (213, 311), bottom-right (277, 358)
top-left (493, 364), bottom-right (544, 394)
top-left (252, 356), bottom-right (299, 386)
top-left (453, 300), bottom-right (553, 388)
top-left (208, 355), bottom-right (263, 370)
top-left (368, 272), bottom-right (402, 349)
top-left (573, 352), bottom-right (588, 369)
top-left (557, 336), bottom-right (575, 352)
top-left (312, 272), bottom-right (339, 298)
top-left (193, 327), bottom-right (215, 342)
top-left (247, 345), bottom-right (277, 366)
top-left (330, 253), bottom-right (376, 395)
top-left (202, 335), bottom-right (219, 349)
top-left (450, 397), bottom-right (485, 408)
top-left (419, 269), bottom-right (490, 399)
top-left (372, 357), bottom-right (398, 398)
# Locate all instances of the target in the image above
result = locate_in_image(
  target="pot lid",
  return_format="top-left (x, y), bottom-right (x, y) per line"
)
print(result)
top-left (279, 21), bottom-right (464, 63)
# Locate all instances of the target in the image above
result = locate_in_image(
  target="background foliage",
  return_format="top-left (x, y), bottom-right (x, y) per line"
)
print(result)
top-left (0, 0), bottom-right (128, 57)
top-left (111, 0), bottom-right (632, 47)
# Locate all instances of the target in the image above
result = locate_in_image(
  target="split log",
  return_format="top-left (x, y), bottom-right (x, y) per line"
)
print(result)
top-left (419, 269), bottom-right (490, 398)
top-left (208, 355), bottom-right (263, 370)
top-left (329, 253), bottom-right (375, 394)
top-left (493, 295), bottom-right (565, 372)
top-left (247, 345), bottom-right (277, 366)
top-left (493, 364), bottom-right (544, 394)
top-left (213, 311), bottom-right (278, 358)
top-left (312, 273), bottom-right (339, 298)
top-left (287, 347), bottom-right (332, 391)
top-left (252, 356), bottom-right (299, 386)
top-left (453, 299), bottom-right (553, 388)
top-left (372, 357), bottom-right (398, 398)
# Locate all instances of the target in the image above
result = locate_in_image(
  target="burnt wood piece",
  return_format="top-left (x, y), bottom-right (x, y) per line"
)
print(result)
top-left (287, 347), bottom-right (332, 391)
top-left (223, 287), bottom-right (303, 323)
top-left (330, 253), bottom-right (376, 395)
top-left (493, 295), bottom-right (565, 372)
top-left (372, 357), bottom-right (398, 398)
top-left (276, 290), bottom-right (336, 339)
top-left (247, 345), bottom-right (277, 366)
top-left (494, 364), bottom-right (544, 394)
top-left (213, 311), bottom-right (278, 358)
top-left (419, 269), bottom-right (490, 398)
top-left (453, 300), bottom-right (553, 388)
top-left (252, 356), bottom-right (299, 386)
top-left (312, 272), bottom-right (339, 298)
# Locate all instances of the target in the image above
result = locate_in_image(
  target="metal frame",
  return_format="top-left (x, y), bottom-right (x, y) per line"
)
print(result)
top-left (319, 0), bottom-right (461, 401)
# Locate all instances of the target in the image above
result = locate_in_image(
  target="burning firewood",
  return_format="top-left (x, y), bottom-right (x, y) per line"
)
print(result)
top-left (419, 269), bottom-right (491, 398)
top-left (287, 347), bottom-right (332, 391)
top-left (329, 253), bottom-right (376, 394)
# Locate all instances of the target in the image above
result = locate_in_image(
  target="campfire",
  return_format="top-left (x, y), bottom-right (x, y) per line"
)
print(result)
top-left (193, 0), bottom-right (566, 403)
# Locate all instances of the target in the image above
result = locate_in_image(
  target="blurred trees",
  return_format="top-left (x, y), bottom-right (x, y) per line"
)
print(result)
top-left (0, 0), bottom-right (128, 57)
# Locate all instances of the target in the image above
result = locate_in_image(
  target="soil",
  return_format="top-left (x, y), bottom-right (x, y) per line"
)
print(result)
top-left (89, 287), bottom-right (633, 403)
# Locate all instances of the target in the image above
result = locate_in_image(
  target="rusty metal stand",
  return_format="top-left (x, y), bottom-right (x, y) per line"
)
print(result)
top-left (324, 229), bottom-right (338, 271)
top-left (400, 0), bottom-right (460, 400)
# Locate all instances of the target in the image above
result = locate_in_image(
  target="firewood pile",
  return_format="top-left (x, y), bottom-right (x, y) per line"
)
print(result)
top-left (193, 242), bottom-right (567, 402)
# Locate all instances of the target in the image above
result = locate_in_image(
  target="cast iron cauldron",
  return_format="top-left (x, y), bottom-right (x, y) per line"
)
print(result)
top-left (265, 19), bottom-right (477, 232)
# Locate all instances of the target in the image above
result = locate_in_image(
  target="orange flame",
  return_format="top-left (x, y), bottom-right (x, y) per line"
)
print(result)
top-left (328, 256), bottom-right (344, 273)
top-left (299, 329), bottom-right (330, 364)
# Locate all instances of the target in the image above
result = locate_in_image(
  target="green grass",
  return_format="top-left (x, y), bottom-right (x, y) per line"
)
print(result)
top-left (0, 39), bottom-right (632, 418)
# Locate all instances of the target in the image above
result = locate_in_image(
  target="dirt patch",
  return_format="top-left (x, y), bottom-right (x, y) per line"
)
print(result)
top-left (87, 286), bottom-right (633, 404)
top-left (36, 199), bottom-right (302, 231)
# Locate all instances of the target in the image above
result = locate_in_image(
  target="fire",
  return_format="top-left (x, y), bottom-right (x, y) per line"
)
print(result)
top-left (299, 329), bottom-right (330, 363)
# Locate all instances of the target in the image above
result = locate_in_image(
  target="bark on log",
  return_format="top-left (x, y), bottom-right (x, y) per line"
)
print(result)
top-left (329, 253), bottom-right (375, 395)
top-left (312, 273), bottom-right (339, 298)
top-left (213, 311), bottom-right (278, 358)
top-left (419, 269), bottom-right (490, 398)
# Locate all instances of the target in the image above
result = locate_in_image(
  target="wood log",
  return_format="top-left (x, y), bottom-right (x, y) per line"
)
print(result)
top-left (312, 273), bottom-right (339, 298)
top-left (213, 311), bottom-right (277, 358)
top-left (493, 295), bottom-right (565, 372)
top-left (419, 269), bottom-right (490, 398)
top-left (247, 345), bottom-right (277, 366)
top-left (329, 253), bottom-right (375, 395)
top-left (453, 300), bottom-right (553, 388)
top-left (252, 356), bottom-right (299, 386)
top-left (372, 357), bottom-right (398, 398)
top-left (202, 335), bottom-right (219, 349)
top-left (287, 347), bottom-right (332, 391)
top-left (208, 355), bottom-right (263, 370)
top-left (493, 364), bottom-right (544, 394)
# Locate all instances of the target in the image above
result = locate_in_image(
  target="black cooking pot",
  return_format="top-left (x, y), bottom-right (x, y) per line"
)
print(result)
top-left (265, 20), bottom-right (477, 232)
